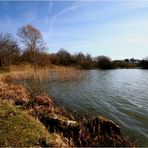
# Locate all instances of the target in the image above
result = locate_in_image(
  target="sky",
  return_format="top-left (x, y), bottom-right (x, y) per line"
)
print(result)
top-left (0, 0), bottom-right (148, 60)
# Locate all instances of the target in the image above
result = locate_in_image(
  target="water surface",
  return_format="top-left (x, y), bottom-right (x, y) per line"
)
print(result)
top-left (46, 69), bottom-right (148, 146)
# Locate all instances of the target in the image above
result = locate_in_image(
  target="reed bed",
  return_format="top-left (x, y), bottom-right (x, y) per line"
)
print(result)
top-left (0, 64), bottom-right (84, 83)
top-left (0, 65), bottom-right (84, 99)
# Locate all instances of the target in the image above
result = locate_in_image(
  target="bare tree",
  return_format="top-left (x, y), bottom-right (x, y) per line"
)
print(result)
top-left (17, 24), bottom-right (46, 64)
top-left (0, 33), bottom-right (20, 67)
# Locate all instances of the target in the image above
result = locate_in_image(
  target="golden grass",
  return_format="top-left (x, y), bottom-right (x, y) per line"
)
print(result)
top-left (0, 64), bottom-right (84, 82)
top-left (0, 64), bottom-right (84, 102)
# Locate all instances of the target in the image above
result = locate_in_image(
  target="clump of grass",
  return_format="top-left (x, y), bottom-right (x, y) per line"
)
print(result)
top-left (0, 81), bottom-right (29, 106)
top-left (0, 100), bottom-right (51, 147)
top-left (24, 78), bottom-right (44, 101)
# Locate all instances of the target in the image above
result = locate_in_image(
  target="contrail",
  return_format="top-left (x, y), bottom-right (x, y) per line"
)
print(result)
top-left (46, 1), bottom-right (92, 51)
top-left (49, 0), bottom-right (53, 14)
top-left (47, 1), bottom-right (85, 40)
top-left (46, 0), bottom-right (53, 27)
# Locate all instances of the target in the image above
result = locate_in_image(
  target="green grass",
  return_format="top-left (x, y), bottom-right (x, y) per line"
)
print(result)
top-left (0, 100), bottom-right (51, 147)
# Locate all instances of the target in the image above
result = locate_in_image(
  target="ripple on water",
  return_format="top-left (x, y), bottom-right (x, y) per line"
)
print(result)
top-left (47, 69), bottom-right (148, 146)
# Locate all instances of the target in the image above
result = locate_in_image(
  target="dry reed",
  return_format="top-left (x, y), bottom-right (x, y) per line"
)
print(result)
top-left (0, 64), bottom-right (84, 101)
top-left (0, 64), bottom-right (84, 82)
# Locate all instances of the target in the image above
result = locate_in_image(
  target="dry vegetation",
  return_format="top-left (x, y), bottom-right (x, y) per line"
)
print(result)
top-left (0, 64), bottom-right (84, 108)
top-left (0, 81), bottom-right (29, 105)
top-left (0, 63), bottom-right (134, 147)
top-left (0, 64), bottom-right (84, 82)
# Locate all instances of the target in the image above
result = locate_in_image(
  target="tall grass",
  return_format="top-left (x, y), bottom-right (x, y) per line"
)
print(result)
top-left (0, 64), bottom-right (84, 82)
top-left (0, 64), bottom-right (84, 100)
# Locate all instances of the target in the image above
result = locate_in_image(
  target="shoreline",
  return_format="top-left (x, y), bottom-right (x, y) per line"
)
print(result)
top-left (0, 80), bottom-right (134, 147)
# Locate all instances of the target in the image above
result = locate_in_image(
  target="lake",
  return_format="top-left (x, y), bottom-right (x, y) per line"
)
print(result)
top-left (46, 69), bottom-right (148, 146)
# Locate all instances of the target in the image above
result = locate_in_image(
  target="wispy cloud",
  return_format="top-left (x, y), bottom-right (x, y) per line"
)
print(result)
top-left (1, 0), bottom-right (148, 59)
top-left (125, 36), bottom-right (148, 45)
top-left (46, 1), bottom-right (90, 39)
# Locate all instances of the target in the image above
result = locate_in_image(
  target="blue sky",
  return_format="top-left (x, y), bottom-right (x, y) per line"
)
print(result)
top-left (0, 0), bottom-right (148, 60)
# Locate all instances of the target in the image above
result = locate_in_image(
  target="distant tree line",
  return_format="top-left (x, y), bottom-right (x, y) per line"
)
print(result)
top-left (0, 24), bottom-right (147, 69)
top-left (139, 58), bottom-right (148, 69)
